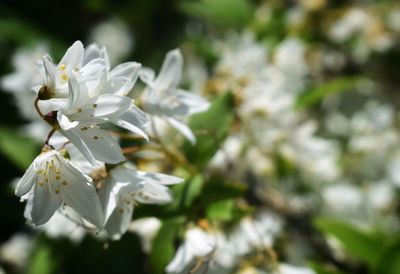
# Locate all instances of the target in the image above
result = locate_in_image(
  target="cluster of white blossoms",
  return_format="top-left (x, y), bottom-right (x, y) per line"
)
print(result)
top-left (5, 41), bottom-right (209, 239)
top-left (328, 6), bottom-right (397, 63)
top-left (165, 211), bottom-right (282, 274)
top-left (208, 33), bottom-right (340, 186)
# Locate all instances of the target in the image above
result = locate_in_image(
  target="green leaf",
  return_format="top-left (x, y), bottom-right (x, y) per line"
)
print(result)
top-left (179, 0), bottom-right (253, 27)
top-left (314, 217), bottom-right (383, 266)
top-left (197, 177), bottom-right (247, 206)
top-left (310, 262), bottom-right (347, 274)
top-left (180, 175), bottom-right (204, 209)
top-left (27, 241), bottom-right (55, 274)
top-left (0, 127), bottom-right (40, 169)
top-left (372, 236), bottom-right (400, 274)
top-left (296, 76), bottom-right (365, 109)
top-left (206, 199), bottom-right (234, 221)
top-left (183, 91), bottom-right (235, 168)
top-left (150, 216), bottom-right (185, 274)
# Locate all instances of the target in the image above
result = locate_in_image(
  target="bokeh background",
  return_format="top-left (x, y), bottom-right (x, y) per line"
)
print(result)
top-left (1, 0), bottom-right (400, 274)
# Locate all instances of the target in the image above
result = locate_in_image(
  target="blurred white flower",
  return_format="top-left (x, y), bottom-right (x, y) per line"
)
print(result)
top-left (281, 121), bottom-right (340, 183)
top-left (322, 183), bottom-right (363, 217)
top-left (39, 207), bottom-right (86, 243)
top-left (1, 45), bottom-right (47, 119)
top-left (89, 18), bottom-right (134, 66)
top-left (0, 234), bottom-right (32, 268)
top-left (140, 49), bottom-right (210, 143)
top-left (329, 8), bottom-right (370, 42)
top-left (230, 211), bottom-right (281, 256)
top-left (128, 217), bottom-right (162, 253)
top-left (276, 264), bottom-right (316, 274)
top-left (166, 227), bottom-right (215, 274)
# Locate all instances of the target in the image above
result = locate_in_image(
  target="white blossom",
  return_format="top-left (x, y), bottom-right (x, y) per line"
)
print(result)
top-left (15, 148), bottom-right (104, 227)
top-left (166, 227), bottom-right (215, 274)
top-left (140, 49), bottom-right (210, 143)
top-left (100, 164), bottom-right (182, 239)
top-left (128, 217), bottom-right (162, 253)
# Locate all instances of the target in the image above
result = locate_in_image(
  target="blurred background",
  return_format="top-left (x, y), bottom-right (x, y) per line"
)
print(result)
top-left (1, 0), bottom-right (400, 274)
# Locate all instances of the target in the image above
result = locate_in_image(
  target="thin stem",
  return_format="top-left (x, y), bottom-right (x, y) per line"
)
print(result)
top-left (122, 146), bottom-right (141, 155)
top-left (34, 97), bottom-right (44, 118)
top-left (60, 141), bottom-right (71, 150)
top-left (44, 129), bottom-right (56, 145)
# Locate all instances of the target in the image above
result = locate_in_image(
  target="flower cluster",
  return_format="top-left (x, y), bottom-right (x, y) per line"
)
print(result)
top-left (10, 41), bottom-right (209, 239)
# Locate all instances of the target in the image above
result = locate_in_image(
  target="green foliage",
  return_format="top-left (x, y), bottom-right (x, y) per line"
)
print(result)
top-left (296, 76), bottom-right (365, 109)
top-left (0, 19), bottom-right (44, 45)
top-left (179, 175), bottom-right (204, 209)
top-left (314, 217), bottom-right (384, 266)
top-left (206, 199), bottom-right (235, 221)
top-left (150, 216), bottom-right (185, 274)
top-left (27, 240), bottom-right (56, 274)
top-left (197, 178), bottom-right (247, 206)
top-left (372, 236), bottom-right (400, 274)
top-left (183, 91), bottom-right (235, 168)
top-left (0, 127), bottom-right (39, 169)
top-left (310, 262), bottom-right (347, 274)
top-left (179, 0), bottom-right (253, 28)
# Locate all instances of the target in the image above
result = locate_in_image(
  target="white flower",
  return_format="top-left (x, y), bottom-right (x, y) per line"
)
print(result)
top-left (38, 206), bottom-right (86, 243)
top-left (100, 164), bottom-right (182, 239)
top-left (89, 18), bottom-right (134, 66)
top-left (0, 234), bottom-right (32, 268)
top-left (1, 45), bottom-right (47, 119)
top-left (36, 41), bottom-right (101, 98)
top-left (53, 73), bottom-right (134, 164)
top-left (230, 211), bottom-right (281, 256)
top-left (275, 264), bottom-right (316, 274)
top-left (329, 8), bottom-right (370, 42)
top-left (140, 49), bottom-right (210, 143)
top-left (166, 227), bottom-right (215, 274)
top-left (322, 183), bottom-right (363, 217)
top-left (37, 41), bottom-right (149, 165)
top-left (128, 217), bottom-right (162, 253)
top-left (15, 149), bottom-right (104, 227)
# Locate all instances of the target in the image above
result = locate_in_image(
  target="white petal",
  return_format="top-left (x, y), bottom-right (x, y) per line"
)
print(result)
top-left (175, 90), bottom-right (210, 115)
top-left (155, 49), bottom-right (183, 91)
top-left (166, 117), bottom-right (196, 144)
top-left (139, 68), bottom-right (156, 86)
top-left (136, 182), bottom-right (172, 204)
top-left (137, 171), bottom-right (183, 185)
top-left (43, 56), bottom-right (56, 88)
top-left (67, 73), bottom-right (89, 109)
top-left (31, 184), bottom-right (62, 226)
top-left (83, 44), bottom-right (101, 64)
top-left (110, 166), bottom-right (143, 186)
top-left (57, 112), bottom-right (79, 130)
top-left (112, 106), bottom-right (149, 140)
top-left (65, 126), bottom-right (125, 164)
top-left (60, 128), bottom-right (98, 166)
top-left (166, 242), bottom-right (193, 273)
top-left (107, 77), bottom-right (131, 96)
top-left (15, 164), bottom-right (36, 197)
top-left (83, 95), bottom-right (132, 118)
top-left (98, 178), bottom-right (118, 222)
top-left (57, 156), bottom-right (104, 227)
top-left (60, 41), bottom-right (84, 69)
top-left (109, 62), bottom-right (141, 81)
top-left (104, 202), bottom-right (133, 240)
top-left (80, 58), bottom-right (106, 80)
